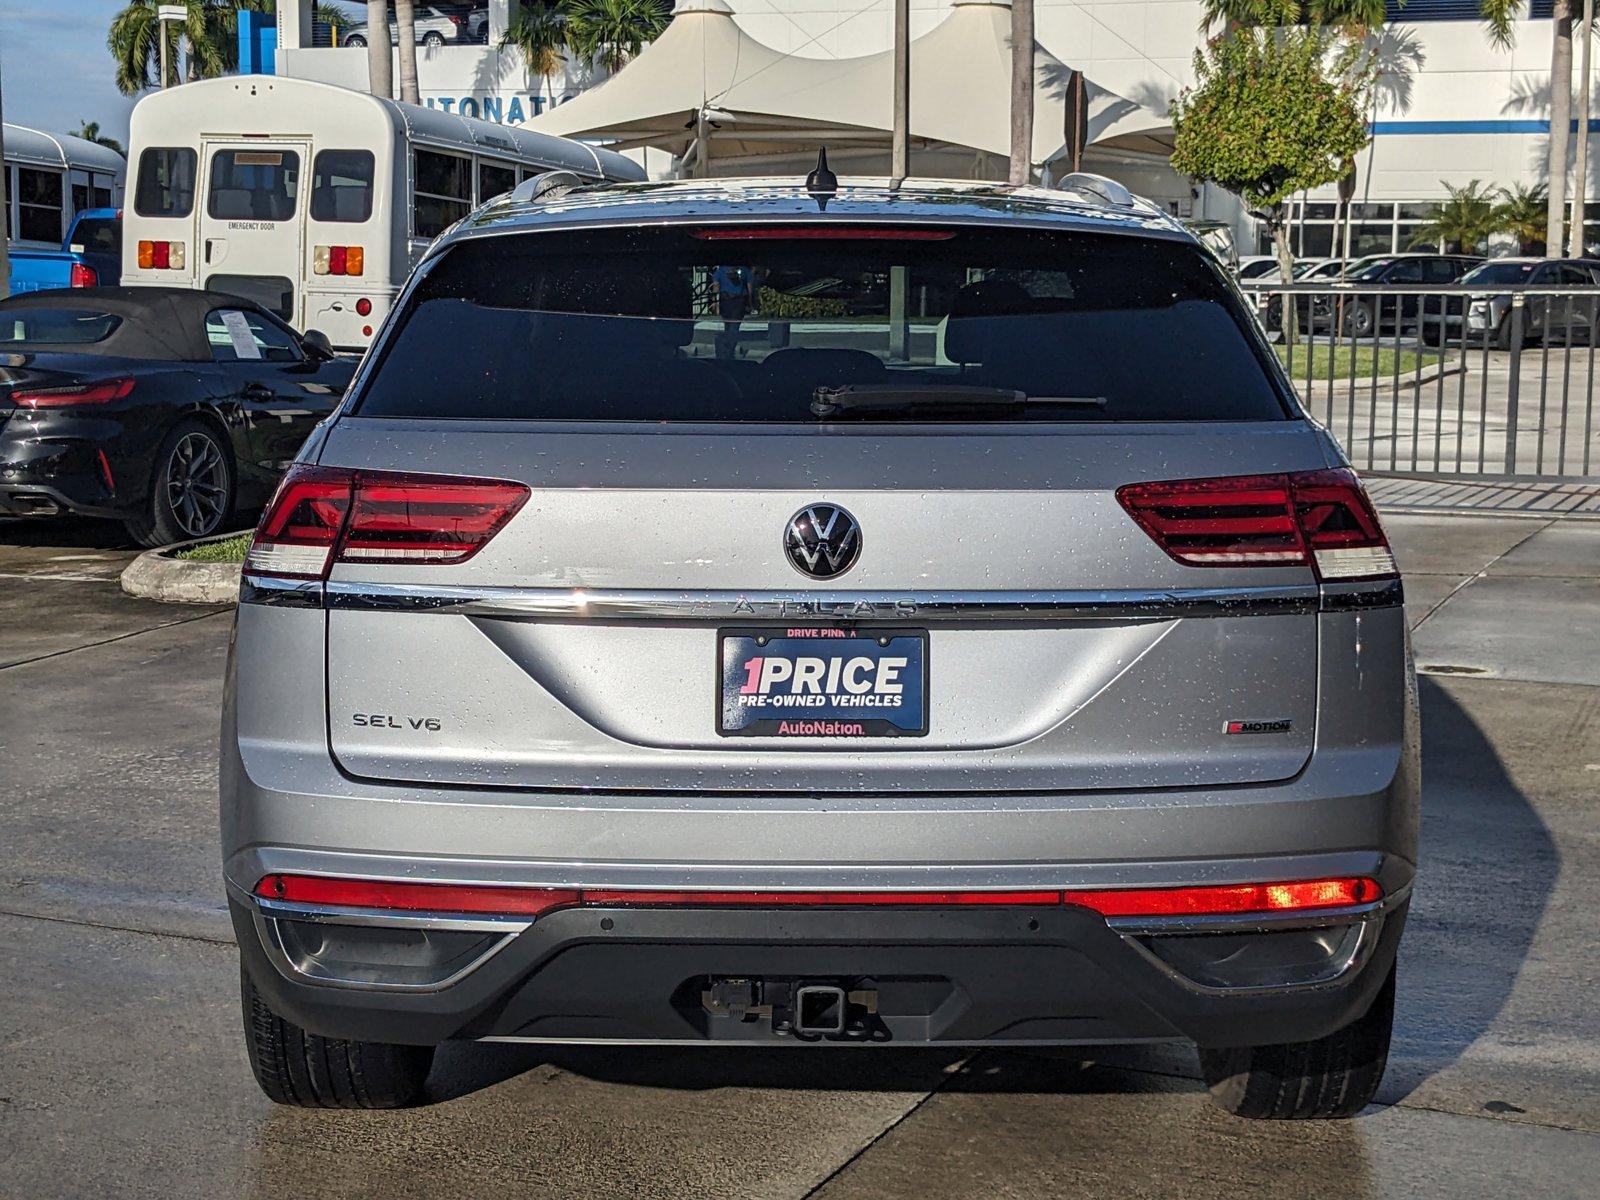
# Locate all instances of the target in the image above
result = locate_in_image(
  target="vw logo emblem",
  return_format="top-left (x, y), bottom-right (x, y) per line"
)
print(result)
top-left (784, 503), bottom-right (861, 579)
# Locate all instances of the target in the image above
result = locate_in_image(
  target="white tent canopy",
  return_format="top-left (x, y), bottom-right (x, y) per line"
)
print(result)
top-left (526, 0), bottom-right (1172, 177)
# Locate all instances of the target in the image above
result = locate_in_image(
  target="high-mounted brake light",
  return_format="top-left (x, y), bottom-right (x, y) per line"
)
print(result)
top-left (12, 377), bottom-right (134, 408)
top-left (253, 875), bottom-right (1382, 919)
top-left (1116, 468), bottom-right (1396, 581)
top-left (693, 227), bottom-right (957, 241)
top-left (244, 464), bottom-right (530, 579)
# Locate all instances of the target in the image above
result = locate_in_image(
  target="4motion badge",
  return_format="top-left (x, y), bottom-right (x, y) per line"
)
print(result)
top-left (1224, 718), bottom-right (1293, 735)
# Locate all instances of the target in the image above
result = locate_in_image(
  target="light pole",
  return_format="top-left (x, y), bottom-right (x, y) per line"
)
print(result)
top-left (0, 51), bottom-right (9, 296)
top-left (158, 4), bottom-right (186, 89)
top-left (1573, 0), bottom-right (1595, 255)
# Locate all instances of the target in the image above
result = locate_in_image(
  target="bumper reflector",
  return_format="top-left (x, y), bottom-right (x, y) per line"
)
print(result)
top-left (255, 875), bottom-right (1381, 920)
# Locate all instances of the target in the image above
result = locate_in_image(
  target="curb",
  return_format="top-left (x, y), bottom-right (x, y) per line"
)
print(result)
top-left (119, 530), bottom-right (245, 605)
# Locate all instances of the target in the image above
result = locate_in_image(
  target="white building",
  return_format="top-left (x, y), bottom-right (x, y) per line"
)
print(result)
top-left (274, 2), bottom-right (1598, 253)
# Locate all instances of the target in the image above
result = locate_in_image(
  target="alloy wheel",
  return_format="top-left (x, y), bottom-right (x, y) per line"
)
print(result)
top-left (165, 431), bottom-right (229, 538)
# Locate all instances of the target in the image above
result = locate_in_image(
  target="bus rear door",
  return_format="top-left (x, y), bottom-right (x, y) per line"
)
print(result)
top-left (198, 140), bottom-right (309, 326)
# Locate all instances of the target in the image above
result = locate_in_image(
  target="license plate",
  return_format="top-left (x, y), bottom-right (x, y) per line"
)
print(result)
top-left (718, 628), bottom-right (928, 738)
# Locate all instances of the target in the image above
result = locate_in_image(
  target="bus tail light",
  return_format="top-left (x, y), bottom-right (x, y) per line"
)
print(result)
top-left (355, 298), bottom-right (372, 316)
top-left (137, 240), bottom-right (185, 271)
top-left (314, 245), bottom-right (365, 276)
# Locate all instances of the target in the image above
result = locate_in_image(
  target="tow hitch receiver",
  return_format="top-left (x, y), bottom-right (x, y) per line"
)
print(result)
top-left (700, 976), bottom-right (879, 1038)
top-left (794, 985), bottom-right (848, 1034)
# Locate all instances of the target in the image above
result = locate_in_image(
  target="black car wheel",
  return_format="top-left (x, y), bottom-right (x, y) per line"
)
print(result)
top-left (1341, 301), bottom-right (1375, 339)
top-left (124, 419), bottom-right (235, 548)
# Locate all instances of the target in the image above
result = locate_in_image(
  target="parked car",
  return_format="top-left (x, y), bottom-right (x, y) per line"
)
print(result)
top-left (1236, 255), bottom-right (1281, 280)
top-left (1308, 253), bottom-right (1482, 337)
top-left (344, 3), bottom-right (470, 47)
top-left (225, 173), bottom-right (1415, 1120)
top-left (1418, 257), bottom-right (1600, 349)
top-left (1256, 259), bottom-right (1348, 334)
top-left (8, 208), bottom-right (122, 294)
top-left (0, 287), bottom-right (355, 545)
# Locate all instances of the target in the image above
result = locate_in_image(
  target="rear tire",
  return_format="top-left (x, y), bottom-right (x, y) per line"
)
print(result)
top-left (240, 967), bottom-right (434, 1109)
top-left (1198, 967), bottom-right (1395, 1120)
top-left (346, 34), bottom-right (366, 47)
top-left (123, 418), bottom-right (235, 549)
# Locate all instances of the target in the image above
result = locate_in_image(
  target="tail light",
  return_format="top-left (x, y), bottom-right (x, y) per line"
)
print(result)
top-left (1116, 468), bottom-right (1396, 581)
top-left (137, 239), bottom-right (185, 270)
top-left (254, 875), bottom-right (1381, 919)
top-left (314, 244), bottom-right (365, 276)
top-left (12, 377), bottom-right (135, 408)
top-left (69, 262), bottom-right (99, 288)
top-left (245, 464), bottom-right (530, 579)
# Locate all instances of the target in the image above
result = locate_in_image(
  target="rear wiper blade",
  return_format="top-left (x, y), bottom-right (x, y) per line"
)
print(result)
top-left (810, 383), bottom-right (1107, 418)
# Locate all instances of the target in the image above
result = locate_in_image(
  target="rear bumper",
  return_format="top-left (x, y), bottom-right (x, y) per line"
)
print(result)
top-left (232, 891), bottom-right (1408, 1050)
top-left (0, 419), bottom-right (145, 519)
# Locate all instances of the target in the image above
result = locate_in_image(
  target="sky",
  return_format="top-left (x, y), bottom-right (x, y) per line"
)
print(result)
top-left (1, 0), bottom-right (141, 147)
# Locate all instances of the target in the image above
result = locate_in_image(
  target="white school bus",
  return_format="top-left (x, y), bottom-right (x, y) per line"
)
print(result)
top-left (123, 76), bottom-right (643, 351)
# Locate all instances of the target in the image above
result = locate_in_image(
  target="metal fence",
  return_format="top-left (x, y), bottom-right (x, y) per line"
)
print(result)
top-left (1238, 282), bottom-right (1600, 480)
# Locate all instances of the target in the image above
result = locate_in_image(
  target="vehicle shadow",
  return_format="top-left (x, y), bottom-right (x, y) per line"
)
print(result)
top-left (0, 515), bottom-right (137, 549)
top-left (421, 677), bottom-right (1551, 1115)
top-left (1378, 675), bottom-right (1559, 1104)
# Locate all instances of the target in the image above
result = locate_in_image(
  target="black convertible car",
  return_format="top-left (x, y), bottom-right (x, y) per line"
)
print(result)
top-left (0, 288), bottom-right (355, 546)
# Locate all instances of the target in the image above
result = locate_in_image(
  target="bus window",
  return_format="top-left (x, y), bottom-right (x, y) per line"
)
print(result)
top-left (478, 160), bottom-right (516, 203)
top-left (17, 168), bottom-right (64, 242)
top-left (208, 150), bottom-right (300, 222)
top-left (135, 148), bottom-right (198, 218)
top-left (414, 149), bottom-right (470, 239)
top-left (311, 150), bottom-right (375, 223)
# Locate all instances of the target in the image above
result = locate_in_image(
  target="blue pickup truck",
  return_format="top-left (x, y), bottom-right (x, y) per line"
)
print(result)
top-left (7, 208), bottom-right (122, 294)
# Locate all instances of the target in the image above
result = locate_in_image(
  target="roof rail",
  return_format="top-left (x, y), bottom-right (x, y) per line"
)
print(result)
top-left (508, 169), bottom-right (591, 206)
top-left (1053, 172), bottom-right (1137, 210)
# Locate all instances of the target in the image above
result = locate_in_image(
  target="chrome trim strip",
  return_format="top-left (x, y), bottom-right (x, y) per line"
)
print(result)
top-left (254, 896), bottom-right (534, 934)
top-left (321, 581), bottom-right (1320, 622)
top-left (1101, 889), bottom-right (1401, 936)
top-left (240, 574), bottom-right (324, 609)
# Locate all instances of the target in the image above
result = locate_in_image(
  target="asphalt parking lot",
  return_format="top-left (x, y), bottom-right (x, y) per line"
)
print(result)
top-left (2, 509), bottom-right (1598, 1198)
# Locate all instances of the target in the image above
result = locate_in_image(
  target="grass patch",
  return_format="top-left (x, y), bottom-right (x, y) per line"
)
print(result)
top-left (175, 531), bottom-right (251, 562)
top-left (1275, 344), bottom-right (1439, 380)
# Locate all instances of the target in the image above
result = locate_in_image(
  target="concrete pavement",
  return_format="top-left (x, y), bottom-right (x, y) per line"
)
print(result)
top-left (1, 511), bottom-right (1598, 1198)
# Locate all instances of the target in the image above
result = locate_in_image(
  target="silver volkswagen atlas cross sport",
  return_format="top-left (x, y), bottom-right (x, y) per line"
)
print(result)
top-left (223, 172), bottom-right (1417, 1118)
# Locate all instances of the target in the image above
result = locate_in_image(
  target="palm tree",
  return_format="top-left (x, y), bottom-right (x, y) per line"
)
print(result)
top-left (565, 0), bottom-right (669, 75)
top-left (109, 1), bottom-right (348, 93)
top-left (1496, 182), bottom-right (1550, 252)
top-left (502, 2), bottom-right (570, 101)
top-left (73, 121), bottom-right (126, 157)
top-left (1550, 3), bottom-right (1576, 255)
top-left (364, 1), bottom-right (393, 98)
top-left (395, 0), bottom-right (421, 104)
top-left (1409, 180), bottom-right (1500, 253)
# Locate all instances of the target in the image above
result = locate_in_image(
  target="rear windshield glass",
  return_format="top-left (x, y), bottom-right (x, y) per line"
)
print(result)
top-left (355, 225), bottom-right (1290, 423)
top-left (311, 150), bottom-right (375, 223)
top-left (0, 309), bottom-right (122, 344)
top-left (208, 149), bottom-right (300, 222)
top-left (134, 148), bottom-right (197, 218)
